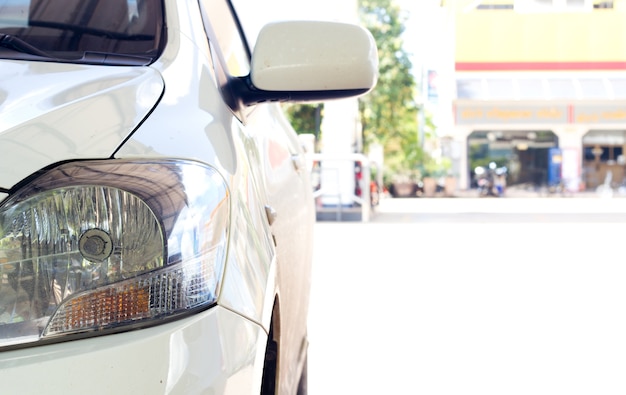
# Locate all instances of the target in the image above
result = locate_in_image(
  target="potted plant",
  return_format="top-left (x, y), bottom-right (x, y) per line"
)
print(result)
top-left (420, 160), bottom-right (439, 197)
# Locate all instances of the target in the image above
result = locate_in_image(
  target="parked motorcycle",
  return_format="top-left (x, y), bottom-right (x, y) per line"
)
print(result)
top-left (474, 163), bottom-right (507, 197)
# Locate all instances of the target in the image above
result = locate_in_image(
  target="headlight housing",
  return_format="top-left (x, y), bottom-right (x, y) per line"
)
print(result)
top-left (0, 160), bottom-right (229, 348)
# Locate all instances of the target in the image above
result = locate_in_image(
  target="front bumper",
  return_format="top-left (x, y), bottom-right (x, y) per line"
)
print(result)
top-left (0, 306), bottom-right (266, 394)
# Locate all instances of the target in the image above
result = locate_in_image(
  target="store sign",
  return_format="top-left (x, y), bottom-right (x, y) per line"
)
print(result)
top-left (573, 106), bottom-right (626, 124)
top-left (456, 103), bottom-right (626, 125)
top-left (456, 105), bottom-right (568, 125)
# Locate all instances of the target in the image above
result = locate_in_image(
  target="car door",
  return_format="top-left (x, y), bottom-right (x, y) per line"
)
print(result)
top-left (199, 1), bottom-right (314, 391)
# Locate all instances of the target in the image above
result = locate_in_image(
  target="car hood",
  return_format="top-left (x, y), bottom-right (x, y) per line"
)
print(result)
top-left (0, 60), bottom-right (164, 191)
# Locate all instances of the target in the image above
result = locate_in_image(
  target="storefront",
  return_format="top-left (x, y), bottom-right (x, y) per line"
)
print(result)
top-left (467, 130), bottom-right (559, 187)
top-left (451, 73), bottom-right (626, 191)
top-left (443, 2), bottom-right (626, 191)
top-left (582, 130), bottom-right (626, 189)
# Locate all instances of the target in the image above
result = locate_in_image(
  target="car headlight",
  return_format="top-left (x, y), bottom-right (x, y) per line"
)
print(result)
top-left (0, 160), bottom-right (229, 348)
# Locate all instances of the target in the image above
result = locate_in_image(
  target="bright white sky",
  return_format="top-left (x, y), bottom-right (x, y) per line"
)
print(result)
top-left (236, 0), bottom-right (360, 50)
top-left (395, 0), bottom-right (448, 70)
top-left (250, 0), bottom-right (444, 69)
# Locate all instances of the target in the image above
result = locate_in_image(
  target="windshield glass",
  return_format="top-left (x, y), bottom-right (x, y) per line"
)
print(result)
top-left (0, 0), bottom-right (164, 65)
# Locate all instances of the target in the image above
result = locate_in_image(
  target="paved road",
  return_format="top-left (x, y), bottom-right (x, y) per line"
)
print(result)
top-left (308, 197), bottom-right (626, 395)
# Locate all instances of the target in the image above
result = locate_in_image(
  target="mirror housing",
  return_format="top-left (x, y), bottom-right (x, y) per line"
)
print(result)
top-left (233, 21), bottom-right (379, 106)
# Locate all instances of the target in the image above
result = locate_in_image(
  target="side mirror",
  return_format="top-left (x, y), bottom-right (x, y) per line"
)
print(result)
top-left (233, 21), bottom-right (379, 106)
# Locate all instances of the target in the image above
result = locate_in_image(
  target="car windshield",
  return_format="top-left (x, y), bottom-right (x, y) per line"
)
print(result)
top-left (0, 0), bottom-right (164, 65)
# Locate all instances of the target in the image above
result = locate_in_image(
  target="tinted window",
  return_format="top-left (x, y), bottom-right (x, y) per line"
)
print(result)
top-left (0, 0), bottom-right (164, 64)
top-left (199, 0), bottom-right (250, 77)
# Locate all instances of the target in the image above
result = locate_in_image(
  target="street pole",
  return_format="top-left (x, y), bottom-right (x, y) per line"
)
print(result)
top-left (418, 65), bottom-right (426, 150)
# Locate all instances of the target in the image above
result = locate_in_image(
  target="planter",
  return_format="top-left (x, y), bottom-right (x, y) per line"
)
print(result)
top-left (444, 177), bottom-right (457, 197)
top-left (423, 177), bottom-right (437, 197)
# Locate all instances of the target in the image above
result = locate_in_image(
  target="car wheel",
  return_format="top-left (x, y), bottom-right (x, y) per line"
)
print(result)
top-left (297, 353), bottom-right (308, 395)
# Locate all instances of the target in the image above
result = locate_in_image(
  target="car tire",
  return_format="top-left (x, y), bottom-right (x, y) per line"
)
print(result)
top-left (260, 323), bottom-right (277, 395)
top-left (297, 353), bottom-right (308, 395)
top-left (388, 184), bottom-right (397, 198)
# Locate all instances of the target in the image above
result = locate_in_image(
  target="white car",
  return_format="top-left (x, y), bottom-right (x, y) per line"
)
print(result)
top-left (0, 1), bottom-right (377, 394)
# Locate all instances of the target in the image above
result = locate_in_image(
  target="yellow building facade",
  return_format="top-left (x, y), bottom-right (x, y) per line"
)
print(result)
top-left (447, 0), bottom-right (626, 191)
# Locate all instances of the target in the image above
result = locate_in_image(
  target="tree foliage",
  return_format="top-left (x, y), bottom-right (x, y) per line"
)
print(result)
top-left (283, 0), bottom-right (433, 177)
top-left (283, 103), bottom-right (322, 138)
top-left (358, 0), bottom-right (429, 176)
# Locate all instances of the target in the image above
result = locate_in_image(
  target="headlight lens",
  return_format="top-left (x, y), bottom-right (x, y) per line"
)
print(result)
top-left (0, 160), bottom-right (229, 348)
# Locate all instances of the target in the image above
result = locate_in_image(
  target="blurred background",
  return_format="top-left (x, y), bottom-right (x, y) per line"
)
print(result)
top-left (242, 0), bottom-right (626, 209)
top-left (238, 2), bottom-right (626, 394)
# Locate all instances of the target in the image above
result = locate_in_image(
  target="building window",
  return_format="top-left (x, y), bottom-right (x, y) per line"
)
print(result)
top-left (593, 1), bottom-right (614, 8)
top-left (514, 0), bottom-right (593, 12)
top-left (583, 130), bottom-right (626, 163)
top-left (476, 4), bottom-right (515, 9)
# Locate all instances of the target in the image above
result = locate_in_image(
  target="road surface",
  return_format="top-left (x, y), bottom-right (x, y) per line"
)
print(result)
top-left (308, 197), bottom-right (626, 395)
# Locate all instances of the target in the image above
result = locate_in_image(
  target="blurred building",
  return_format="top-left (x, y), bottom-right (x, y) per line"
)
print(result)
top-left (441, 0), bottom-right (626, 191)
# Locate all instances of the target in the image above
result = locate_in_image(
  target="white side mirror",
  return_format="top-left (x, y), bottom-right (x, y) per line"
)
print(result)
top-left (250, 21), bottom-right (378, 94)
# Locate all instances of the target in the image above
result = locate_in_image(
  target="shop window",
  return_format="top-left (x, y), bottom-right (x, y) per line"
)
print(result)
top-left (583, 147), bottom-right (594, 161)
top-left (584, 146), bottom-right (624, 162)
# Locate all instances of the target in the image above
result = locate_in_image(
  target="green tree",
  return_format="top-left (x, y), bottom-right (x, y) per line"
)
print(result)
top-left (358, 0), bottom-right (429, 177)
top-left (283, 0), bottom-right (433, 179)
top-left (283, 103), bottom-right (323, 138)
